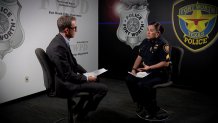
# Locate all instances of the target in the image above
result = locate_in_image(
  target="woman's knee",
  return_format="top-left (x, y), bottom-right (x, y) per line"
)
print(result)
top-left (126, 74), bottom-right (136, 82)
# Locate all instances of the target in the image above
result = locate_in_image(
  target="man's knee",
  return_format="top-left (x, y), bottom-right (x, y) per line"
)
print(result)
top-left (98, 83), bottom-right (108, 96)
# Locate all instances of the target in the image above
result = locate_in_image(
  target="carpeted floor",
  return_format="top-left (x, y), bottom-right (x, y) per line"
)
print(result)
top-left (0, 77), bottom-right (217, 123)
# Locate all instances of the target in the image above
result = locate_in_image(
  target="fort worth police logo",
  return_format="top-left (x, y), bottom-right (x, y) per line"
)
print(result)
top-left (0, 0), bottom-right (24, 59)
top-left (117, 3), bottom-right (149, 49)
top-left (172, 0), bottom-right (218, 52)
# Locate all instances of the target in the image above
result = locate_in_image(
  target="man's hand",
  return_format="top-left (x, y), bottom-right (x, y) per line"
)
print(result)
top-left (88, 76), bottom-right (97, 82)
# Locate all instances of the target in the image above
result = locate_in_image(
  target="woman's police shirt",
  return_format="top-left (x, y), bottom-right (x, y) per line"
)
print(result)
top-left (138, 38), bottom-right (170, 73)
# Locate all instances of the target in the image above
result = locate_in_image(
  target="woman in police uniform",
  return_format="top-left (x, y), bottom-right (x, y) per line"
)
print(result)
top-left (126, 22), bottom-right (170, 120)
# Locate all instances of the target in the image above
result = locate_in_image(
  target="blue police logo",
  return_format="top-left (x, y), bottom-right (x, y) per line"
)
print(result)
top-left (172, 0), bottom-right (218, 52)
top-left (117, 0), bottom-right (149, 49)
top-left (0, 0), bottom-right (24, 59)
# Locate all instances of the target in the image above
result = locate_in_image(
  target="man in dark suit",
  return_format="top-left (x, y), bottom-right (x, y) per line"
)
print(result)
top-left (46, 15), bottom-right (108, 120)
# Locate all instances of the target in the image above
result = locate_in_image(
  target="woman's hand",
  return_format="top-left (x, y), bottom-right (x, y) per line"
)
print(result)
top-left (130, 69), bottom-right (137, 75)
top-left (137, 65), bottom-right (150, 72)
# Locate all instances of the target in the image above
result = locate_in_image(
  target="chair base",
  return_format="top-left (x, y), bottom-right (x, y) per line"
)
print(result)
top-left (137, 108), bottom-right (169, 122)
top-left (54, 117), bottom-right (67, 123)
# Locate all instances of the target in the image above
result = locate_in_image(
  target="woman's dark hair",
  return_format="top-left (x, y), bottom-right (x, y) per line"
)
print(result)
top-left (149, 22), bottom-right (164, 34)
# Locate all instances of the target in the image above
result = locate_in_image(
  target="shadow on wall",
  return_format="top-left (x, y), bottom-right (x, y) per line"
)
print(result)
top-left (0, 60), bottom-right (6, 79)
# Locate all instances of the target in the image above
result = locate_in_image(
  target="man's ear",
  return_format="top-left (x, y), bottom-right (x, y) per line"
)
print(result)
top-left (63, 28), bottom-right (69, 34)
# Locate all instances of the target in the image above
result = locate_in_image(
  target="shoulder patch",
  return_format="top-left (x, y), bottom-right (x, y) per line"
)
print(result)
top-left (163, 44), bottom-right (170, 53)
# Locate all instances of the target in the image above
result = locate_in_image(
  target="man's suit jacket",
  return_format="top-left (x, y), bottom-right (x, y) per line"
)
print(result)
top-left (46, 33), bottom-right (87, 96)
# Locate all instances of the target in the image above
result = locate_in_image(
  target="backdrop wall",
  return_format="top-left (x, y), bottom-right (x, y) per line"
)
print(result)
top-left (99, 0), bottom-right (218, 94)
top-left (0, 0), bottom-right (98, 104)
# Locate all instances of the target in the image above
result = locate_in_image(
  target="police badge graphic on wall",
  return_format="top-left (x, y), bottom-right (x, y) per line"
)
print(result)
top-left (172, 0), bottom-right (218, 52)
top-left (0, 0), bottom-right (24, 59)
top-left (117, 0), bottom-right (149, 49)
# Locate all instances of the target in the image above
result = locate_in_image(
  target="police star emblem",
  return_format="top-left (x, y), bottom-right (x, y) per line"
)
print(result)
top-left (0, 0), bottom-right (24, 59)
top-left (117, 0), bottom-right (149, 49)
top-left (172, 1), bottom-right (218, 52)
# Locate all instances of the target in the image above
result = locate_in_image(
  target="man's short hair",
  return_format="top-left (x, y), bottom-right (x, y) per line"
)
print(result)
top-left (57, 15), bottom-right (76, 32)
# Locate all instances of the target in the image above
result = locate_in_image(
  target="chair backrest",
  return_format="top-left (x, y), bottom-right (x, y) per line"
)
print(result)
top-left (170, 46), bottom-right (184, 82)
top-left (153, 46), bottom-right (184, 88)
top-left (35, 48), bottom-right (55, 96)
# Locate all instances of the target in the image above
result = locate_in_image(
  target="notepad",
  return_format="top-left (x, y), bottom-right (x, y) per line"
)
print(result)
top-left (128, 71), bottom-right (149, 78)
top-left (84, 68), bottom-right (108, 77)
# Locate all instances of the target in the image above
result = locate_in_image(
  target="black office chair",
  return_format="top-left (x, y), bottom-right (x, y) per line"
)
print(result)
top-left (35, 48), bottom-right (89, 123)
top-left (154, 46), bottom-right (184, 88)
top-left (146, 46), bottom-right (184, 122)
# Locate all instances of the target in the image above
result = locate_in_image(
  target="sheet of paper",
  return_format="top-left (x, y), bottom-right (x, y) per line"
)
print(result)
top-left (128, 71), bottom-right (149, 78)
top-left (84, 68), bottom-right (108, 77)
